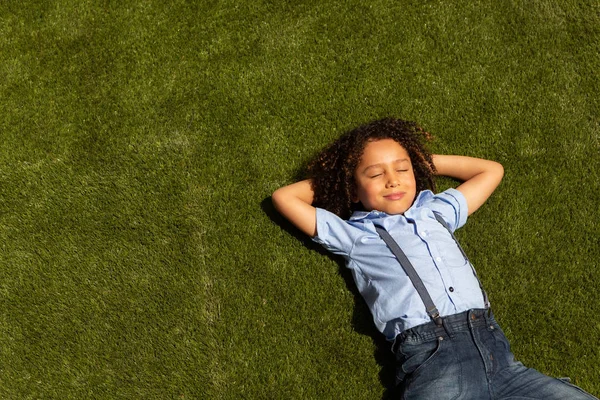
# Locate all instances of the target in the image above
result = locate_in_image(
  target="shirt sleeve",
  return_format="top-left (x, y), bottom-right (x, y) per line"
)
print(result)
top-left (312, 208), bottom-right (361, 257)
top-left (426, 188), bottom-right (468, 232)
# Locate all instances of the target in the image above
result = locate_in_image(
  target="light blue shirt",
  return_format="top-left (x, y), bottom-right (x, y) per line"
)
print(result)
top-left (313, 188), bottom-right (486, 340)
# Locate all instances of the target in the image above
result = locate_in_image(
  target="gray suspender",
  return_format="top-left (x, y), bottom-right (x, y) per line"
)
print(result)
top-left (374, 226), bottom-right (443, 326)
top-left (374, 213), bottom-right (489, 327)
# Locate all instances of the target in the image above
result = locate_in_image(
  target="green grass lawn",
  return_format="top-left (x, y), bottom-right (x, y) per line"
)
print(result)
top-left (1, 0), bottom-right (598, 398)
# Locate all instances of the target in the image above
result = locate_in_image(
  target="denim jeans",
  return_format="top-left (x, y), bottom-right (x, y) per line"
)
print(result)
top-left (394, 309), bottom-right (597, 400)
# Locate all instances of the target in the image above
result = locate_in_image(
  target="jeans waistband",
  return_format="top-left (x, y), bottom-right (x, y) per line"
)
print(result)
top-left (394, 309), bottom-right (494, 348)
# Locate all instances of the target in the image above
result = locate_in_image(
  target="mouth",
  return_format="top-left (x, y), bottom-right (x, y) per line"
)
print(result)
top-left (384, 192), bottom-right (405, 201)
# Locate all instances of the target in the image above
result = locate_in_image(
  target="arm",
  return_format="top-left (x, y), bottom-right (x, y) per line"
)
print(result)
top-left (432, 155), bottom-right (504, 216)
top-left (272, 179), bottom-right (317, 237)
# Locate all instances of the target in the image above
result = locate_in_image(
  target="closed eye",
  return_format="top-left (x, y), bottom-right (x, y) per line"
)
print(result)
top-left (369, 173), bottom-right (382, 178)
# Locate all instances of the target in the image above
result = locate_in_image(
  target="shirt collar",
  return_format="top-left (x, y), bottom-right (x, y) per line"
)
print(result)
top-left (349, 210), bottom-right (388, 221)
top-left (413, 189), bottom-right (434, 207)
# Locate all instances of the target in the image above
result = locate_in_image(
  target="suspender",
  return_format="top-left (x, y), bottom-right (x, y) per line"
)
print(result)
top-left (374, 212), bottom-right (489, 327)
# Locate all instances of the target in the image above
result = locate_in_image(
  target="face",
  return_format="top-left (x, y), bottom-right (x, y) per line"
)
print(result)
top-left (353, 139), bottom-right (417, 215)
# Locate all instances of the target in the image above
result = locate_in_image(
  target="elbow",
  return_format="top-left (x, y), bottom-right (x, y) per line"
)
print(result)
top-left (271, 188), bottom-right (287, 212)
top-left (494, 161), bottom-right (505, 180)
top-left (271, 188), bottom-right (282, 208)
top-left (488, 161), bottom-right (504, 187)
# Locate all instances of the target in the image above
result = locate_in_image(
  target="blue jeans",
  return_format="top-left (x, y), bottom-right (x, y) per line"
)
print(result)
top-left (394, 309), bottom-right (597, 400)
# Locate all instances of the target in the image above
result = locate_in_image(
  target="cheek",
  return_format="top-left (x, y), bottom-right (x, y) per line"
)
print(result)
top-left (353, 180), bottom-right (371, 203)
top-left (410, 177), bottom-right (417, 189)
top-left (406, 173), bottom-right (417, 189)
top-left (358, 181), bottom-right (379, 201)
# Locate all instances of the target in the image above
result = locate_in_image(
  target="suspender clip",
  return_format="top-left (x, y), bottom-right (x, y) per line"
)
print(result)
top-left (428, 307), bottom-right (443, 327)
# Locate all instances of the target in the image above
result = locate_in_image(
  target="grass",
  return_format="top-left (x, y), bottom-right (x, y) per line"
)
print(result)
top-left (0, 0), bottom-right (598, 398)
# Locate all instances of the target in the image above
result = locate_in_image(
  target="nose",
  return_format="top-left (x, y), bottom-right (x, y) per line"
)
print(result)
top-left (386, 176), bottom-right (399, 188)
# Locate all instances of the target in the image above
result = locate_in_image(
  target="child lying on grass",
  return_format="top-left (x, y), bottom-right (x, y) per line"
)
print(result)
top-left (272, 118), bottom-right (597, 399)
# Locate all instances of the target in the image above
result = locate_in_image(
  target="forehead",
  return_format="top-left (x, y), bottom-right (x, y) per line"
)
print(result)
top-left (358, 139), bottom-right (410, 166)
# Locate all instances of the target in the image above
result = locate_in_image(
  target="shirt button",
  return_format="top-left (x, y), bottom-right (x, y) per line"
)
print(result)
top-left (435, 257), bottom-right (442, 262)
top-left (449, 287), bottom-right (454, 292)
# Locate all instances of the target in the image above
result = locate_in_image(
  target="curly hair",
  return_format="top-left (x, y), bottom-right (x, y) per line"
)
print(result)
top-left (306, 118), bottom-right (436, 219)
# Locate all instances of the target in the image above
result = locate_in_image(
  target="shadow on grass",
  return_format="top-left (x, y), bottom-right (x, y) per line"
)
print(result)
top-left (262, 196), bottom-right (399, 399)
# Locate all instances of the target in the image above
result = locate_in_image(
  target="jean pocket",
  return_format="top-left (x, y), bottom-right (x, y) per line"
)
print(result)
top-left (399, 338), bottom-right (442, 375)
top-left (399, 338), bottom-right (462, 400)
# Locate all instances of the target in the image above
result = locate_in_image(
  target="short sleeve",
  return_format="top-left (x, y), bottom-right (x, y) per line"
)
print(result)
top-left (312, 208), bottom-right (362, 257)
top-left (423, 188), bottom-right (468, 232)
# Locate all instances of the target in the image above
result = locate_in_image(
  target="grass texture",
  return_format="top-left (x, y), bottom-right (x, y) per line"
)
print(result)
top-left (0, 0), bottom-right (598, 398)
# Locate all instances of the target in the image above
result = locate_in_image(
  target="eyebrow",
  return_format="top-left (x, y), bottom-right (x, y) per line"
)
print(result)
top-left (361, 158), bottom-right (410, 173)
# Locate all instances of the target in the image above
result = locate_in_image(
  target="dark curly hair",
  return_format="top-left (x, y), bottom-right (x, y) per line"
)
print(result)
top-left (306, 118), bottom-right (436, 219)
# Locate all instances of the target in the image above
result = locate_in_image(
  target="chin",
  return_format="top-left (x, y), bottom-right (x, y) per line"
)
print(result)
top-left (381, 207), bottom-right (408, 215)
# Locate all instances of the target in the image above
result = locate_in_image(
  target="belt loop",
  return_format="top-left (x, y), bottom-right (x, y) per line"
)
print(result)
top-left (441, 316), bottom-right (452, 338)
top-left (485, 307), bottom-right (493, 323)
